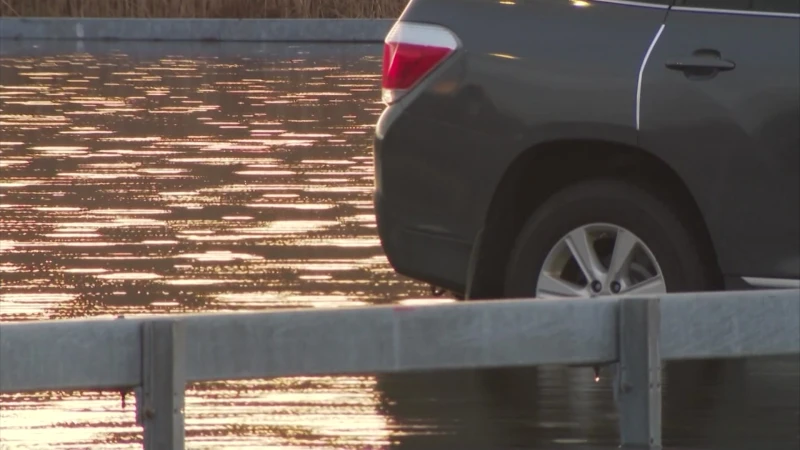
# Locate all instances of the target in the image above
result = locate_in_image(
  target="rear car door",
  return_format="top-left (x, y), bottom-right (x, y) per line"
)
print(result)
top-left (639, 0), bottom-right (800, 286)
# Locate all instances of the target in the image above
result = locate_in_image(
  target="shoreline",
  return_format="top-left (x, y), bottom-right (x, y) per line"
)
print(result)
top-left (0, 18), bottom-right (395, 42)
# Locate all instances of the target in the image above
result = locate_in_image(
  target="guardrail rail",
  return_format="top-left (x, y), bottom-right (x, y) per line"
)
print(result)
top-left (2, 290), bottom-right (798, 449)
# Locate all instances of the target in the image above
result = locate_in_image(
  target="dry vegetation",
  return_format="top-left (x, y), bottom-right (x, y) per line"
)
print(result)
top-left (0, 0), bottom-right (408, 18)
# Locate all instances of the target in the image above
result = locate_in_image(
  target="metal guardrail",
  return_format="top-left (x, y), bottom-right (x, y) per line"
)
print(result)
top-left (1, 290), bottom-right (798, 449)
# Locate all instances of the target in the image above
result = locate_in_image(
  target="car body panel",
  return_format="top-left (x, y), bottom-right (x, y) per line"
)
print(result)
top-left (375, 0), bottom-right (670, 292)
top-left (640, 8), bottom-right (800, 279)
top-left (374, 0), bottom-right (800, 294)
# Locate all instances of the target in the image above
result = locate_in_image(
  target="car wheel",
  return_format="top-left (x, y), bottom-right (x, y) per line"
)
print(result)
top-left (504, 178), bottom-right (713, 298)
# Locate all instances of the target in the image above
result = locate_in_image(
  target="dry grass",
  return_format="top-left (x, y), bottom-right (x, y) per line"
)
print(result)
top-left (0, 0), bottom-right (408, 18)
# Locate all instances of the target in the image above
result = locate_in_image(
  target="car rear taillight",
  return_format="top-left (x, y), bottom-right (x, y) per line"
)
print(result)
top-left (382, 22), bottom-right (459, 105)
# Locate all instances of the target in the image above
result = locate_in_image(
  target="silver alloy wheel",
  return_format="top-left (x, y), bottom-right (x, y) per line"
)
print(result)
top-left (535, 223), bottom-right (666, 299)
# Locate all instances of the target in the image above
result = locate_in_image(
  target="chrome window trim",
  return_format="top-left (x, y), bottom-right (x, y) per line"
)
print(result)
top-left (636, 23), bottom-right (666, 131)
top-left (591, 0), bottom-right (670, 9)
top-left (672, 6), bottom-right (800, 19)
top-left (742, 277), bottom-right (800, 289)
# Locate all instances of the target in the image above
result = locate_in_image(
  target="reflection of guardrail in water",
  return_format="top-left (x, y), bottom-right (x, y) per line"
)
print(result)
top-left (2, 290), bottom-right (798, 449)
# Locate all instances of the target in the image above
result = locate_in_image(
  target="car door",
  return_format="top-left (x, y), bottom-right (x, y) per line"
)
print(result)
top-left (638, 0), bottom-right (800, 286)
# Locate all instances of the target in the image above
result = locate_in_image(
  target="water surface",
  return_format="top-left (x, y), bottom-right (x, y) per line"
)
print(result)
top-left (1, 41), bottom-right (797, 450)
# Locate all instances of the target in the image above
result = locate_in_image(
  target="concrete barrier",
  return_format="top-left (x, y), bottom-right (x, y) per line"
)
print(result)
top-left (0, 18), bottom-right (395, 42)
top-left (0, 39), bottom-right (383, 58)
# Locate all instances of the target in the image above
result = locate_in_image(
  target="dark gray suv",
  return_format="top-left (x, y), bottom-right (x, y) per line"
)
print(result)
top-left (373, 0), bottom-right (800, 300)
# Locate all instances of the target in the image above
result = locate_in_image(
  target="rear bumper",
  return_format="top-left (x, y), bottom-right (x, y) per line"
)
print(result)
top-left (370, 61), bottom-right (519, 294)
top-left (374, 191), bottom-right (472, 294)
top-left (372, 99), bottom-right (498, 295)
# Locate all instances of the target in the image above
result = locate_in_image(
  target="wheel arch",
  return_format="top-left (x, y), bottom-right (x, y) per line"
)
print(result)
top-left (465, 138), bottom-right (723, 299)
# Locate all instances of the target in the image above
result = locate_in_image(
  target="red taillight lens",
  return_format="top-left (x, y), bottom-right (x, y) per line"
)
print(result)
top-left (381, 22), bottom-right (459, 104)
top-left (382, 42), bottom-right (452, 90)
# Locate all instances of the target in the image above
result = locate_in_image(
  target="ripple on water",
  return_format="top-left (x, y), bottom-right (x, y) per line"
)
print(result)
top-left (6, 44), bottom-right (757, 450)
top-left (0, 44), bottom-right (436, 449)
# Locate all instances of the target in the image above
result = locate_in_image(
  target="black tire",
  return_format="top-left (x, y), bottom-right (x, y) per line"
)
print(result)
top-left (504, 178), bottom-right (714, 297)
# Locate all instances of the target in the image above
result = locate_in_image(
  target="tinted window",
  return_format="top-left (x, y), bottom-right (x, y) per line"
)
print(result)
top-left (676, 0), bottom-right (800, 13)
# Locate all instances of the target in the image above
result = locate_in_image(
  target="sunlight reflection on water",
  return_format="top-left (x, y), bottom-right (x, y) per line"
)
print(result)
top-left (0, 42), bottom-right (426, 449)
top-left (1, 42), bottom-right (798, 450)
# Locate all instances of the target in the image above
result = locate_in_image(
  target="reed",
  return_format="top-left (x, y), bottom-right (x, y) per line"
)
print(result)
top-left (0, 0), bottom-right (408, 18)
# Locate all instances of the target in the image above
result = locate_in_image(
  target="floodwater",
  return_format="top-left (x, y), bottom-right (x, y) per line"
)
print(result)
top-left (0, 41), bottom-right (798, 450)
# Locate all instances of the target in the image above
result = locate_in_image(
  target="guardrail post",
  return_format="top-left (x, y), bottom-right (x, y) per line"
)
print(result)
top-left (616, 297), bottom-right (661, 449)
top-left (138, 320), bottom-right (186, 450)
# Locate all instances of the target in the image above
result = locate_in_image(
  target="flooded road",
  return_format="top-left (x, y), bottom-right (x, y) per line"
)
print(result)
top-left (1, 41), bottom-right (798, 449)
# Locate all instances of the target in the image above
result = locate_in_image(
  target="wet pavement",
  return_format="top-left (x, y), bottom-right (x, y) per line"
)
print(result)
top-left (1, 41), bottom-right (798, 450)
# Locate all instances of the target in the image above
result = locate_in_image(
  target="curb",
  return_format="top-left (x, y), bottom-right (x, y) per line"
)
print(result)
top-left (0, 18), bottom-right (395, 42)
